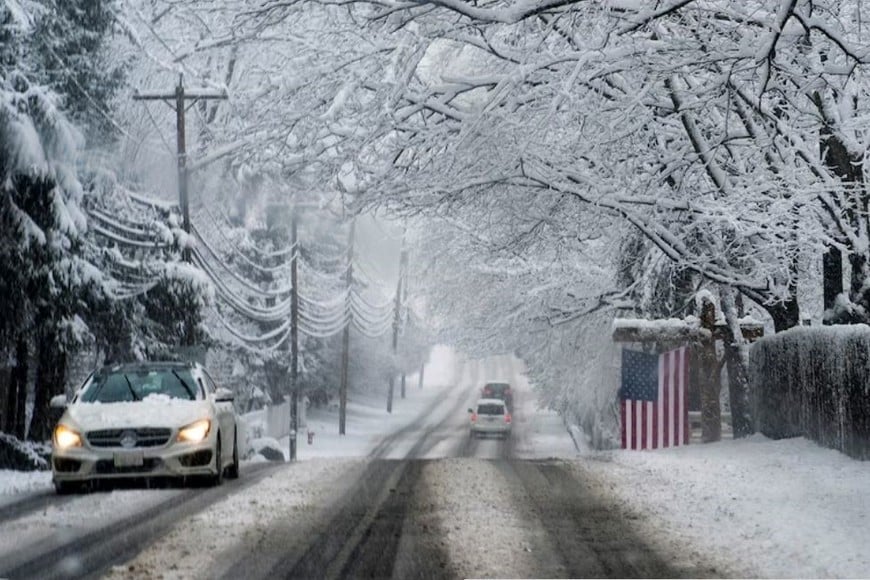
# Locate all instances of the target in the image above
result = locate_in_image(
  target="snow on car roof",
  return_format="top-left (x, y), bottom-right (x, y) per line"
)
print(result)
top-left (476, 398), bottom-right (506, 405)
top-left (107, 360), bottom-right (196, 372)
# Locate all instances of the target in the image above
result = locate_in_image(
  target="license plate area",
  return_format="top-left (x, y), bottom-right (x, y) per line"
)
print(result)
top-left (113, 451), bottom-right (144, 467)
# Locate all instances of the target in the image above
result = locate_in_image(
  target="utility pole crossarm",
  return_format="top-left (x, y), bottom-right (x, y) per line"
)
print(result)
top-left (133, 89), bottom-right (228, 100)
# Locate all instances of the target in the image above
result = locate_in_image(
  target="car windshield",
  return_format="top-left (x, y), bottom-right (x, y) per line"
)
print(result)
top-left (80, 368), bottom-right (199, 403)
top-left (477, 403), bottom-right (505, 415)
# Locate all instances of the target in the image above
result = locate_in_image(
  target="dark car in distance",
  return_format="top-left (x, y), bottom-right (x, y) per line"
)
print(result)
top-left (482, 382), bottom-right (513, 411)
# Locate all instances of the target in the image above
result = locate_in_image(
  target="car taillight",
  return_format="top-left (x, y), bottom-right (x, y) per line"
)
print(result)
top-left (471, 413), bottom-right (478, 422)
top-left (505, 414), bottom-right (512, 423)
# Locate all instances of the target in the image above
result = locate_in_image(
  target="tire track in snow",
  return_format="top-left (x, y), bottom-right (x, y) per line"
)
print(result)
top-left (496, 459), bottom-right (697, 578)
top-left (0, 463), bottom-right (280, 580)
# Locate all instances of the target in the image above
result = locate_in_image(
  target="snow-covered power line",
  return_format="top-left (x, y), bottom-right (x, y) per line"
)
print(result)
top-left (298, 313), bottom-right (351, 338)
top-left (211, 202), bottom-right (297, 260)
top-left (90, 221), bottom-right (172, 249)
top-left (297, 288), bottom-right (350, 311)
top-left (192, 192), bottom-right (295, 274)
top-left (89, 209), bottom-right (156, 239)
top-left (191, 250), bottom-right (291, 323)
top-left (212, 308), bottom-right (292, 344)
top-left (191, 224), bottom-right (293, 298)
top-left (351, 317), bottom-right (394, 339)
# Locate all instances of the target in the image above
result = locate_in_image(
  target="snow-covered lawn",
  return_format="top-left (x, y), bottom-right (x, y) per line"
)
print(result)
top-left (575, 434), bottom-right (870, 578)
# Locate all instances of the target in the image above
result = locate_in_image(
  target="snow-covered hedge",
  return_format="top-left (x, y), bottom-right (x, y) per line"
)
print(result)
top-left (749, 326), bottom-right (870, 460)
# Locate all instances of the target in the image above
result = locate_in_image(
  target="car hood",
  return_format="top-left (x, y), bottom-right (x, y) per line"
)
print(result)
top-left (64, 397), bottom-right (212, 431)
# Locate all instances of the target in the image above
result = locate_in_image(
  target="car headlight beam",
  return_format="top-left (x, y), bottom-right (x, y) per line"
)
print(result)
top-left (177, 419), bottom-right (211, 443)
top-left (54, 424), bottom-right (82, 449)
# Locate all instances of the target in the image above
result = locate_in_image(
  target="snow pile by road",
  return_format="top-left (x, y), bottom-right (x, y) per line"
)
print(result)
top-left (0, 470), bottom-right (51, 500)
top-left (580, 435), bottom-right (870, 578)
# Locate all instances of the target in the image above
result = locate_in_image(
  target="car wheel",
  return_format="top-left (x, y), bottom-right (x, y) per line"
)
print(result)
top-left (225, 429), bottom-right (240, 480)
top-left (54, 480), bottom-right (84, 495)
top-left (209, 436), bottom-right (224, 487)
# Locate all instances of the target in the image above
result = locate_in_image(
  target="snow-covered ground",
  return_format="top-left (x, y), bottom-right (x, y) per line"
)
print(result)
top-left (578, 434), bottom-right (870, 578)
top-left (3, 350), bottom-right (870, 578)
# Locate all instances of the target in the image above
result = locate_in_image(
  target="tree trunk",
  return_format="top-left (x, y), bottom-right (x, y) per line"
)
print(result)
top-left (720, 287), bottom-right (754, 438)
top-left (823, 247), bottom-right (843, 322)
top-left (10, 337), bottom-right (28, 439)
top-left (766, 297), bottom-right (801, 332)
top-left (850, 251), bottom-right (869, 311)
top-left (698, 299), bottom-right (721, 443)
top-left (0, 365), bottom-right (9, 433)
top-left (724, 342), bottom-right (753, 438)
top-left (29, 336), bottom-right (67, 442)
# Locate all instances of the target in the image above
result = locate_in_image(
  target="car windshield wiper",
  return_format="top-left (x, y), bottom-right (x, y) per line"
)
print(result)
top-left (122, 374), bottom-right (140, 402)
top-left (172, 370), bottom-right (196, 400)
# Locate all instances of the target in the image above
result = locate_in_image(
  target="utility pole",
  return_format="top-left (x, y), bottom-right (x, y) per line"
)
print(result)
top-left (400, 245), bottom-right (409, 400)
top-left (289, 213), bottom-right (299, 461)
top-left (386, 240), bottom-right (408, 413)
top-left (339, 219), bottom-right (355, 435)
top-left (418, 362), bottom-right (425, 390)
top-left (133, 74), bottom-right (227, 260)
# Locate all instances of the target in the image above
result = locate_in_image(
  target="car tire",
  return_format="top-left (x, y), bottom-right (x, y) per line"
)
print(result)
top-left (225, 429), bottom-right (240, 480)
top-left (209, 436), bottom-right (224, 487)
top-left (54, 480), bottom-right (84, 495)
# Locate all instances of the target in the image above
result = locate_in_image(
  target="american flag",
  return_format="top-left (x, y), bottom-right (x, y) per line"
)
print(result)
top-left (619, 347), bottom-right (689, 450)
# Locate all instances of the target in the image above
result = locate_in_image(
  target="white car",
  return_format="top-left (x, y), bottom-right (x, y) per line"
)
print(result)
top-left (50, 361), bottom-right (240, 494)
top-left (468, 398), bottom-right (512, 439)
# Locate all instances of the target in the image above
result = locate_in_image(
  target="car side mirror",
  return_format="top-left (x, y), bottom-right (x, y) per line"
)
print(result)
top-left (214, 388), bottom-right (234, 403)
top-left (467, 408), bottom-right (473, 413)
top-left (50, 394), bottom-right (68, 409)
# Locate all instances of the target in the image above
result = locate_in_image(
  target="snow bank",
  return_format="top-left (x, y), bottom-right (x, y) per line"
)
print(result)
top-left (585, 435), bottom-right (870, 578)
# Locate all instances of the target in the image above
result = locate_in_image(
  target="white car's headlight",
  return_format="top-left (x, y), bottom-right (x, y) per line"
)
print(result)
top-left (177, 419), bottom-right (211, 443)
top-left (54, 424), bottom-right (82, 449)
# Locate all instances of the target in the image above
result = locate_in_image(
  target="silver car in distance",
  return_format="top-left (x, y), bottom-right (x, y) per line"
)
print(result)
top-left (50, 361), bottom-right (239, 494)
top-left (468, 398), bottom-right (512, 439)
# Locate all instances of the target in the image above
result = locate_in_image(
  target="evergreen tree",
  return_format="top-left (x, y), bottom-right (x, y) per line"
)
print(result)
top-left (30, 0), bottom-right (126, 143)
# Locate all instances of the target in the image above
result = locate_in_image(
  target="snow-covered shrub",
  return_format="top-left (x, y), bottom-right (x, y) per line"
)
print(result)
top-left (0, 433), bottom-right (49, 471)
top-left (750, 326), bottom-right (870, 459)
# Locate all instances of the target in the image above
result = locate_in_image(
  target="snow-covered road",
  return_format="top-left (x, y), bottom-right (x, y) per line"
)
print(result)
top-left (1, 353), bottom-right (869, 578)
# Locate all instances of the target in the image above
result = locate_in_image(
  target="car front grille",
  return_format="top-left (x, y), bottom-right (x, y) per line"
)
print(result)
top-left (94, 458), bottom-right (163, 474)
top-left (87, 428), bottom-right (172, 448)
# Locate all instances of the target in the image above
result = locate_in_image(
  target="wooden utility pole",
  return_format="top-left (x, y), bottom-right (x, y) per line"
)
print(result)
top-left (289, 213), bottom-right (299, 461)
top-left (386, 242), bottom-right (408, 413)
top-left (133, 74), bottom-right (227, 260)
top-left (339, 219), bottom-right (355, 435)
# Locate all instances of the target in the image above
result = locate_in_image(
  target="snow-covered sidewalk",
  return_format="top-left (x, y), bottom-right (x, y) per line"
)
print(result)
top-left (575, 434), bottom-right (870, 578)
